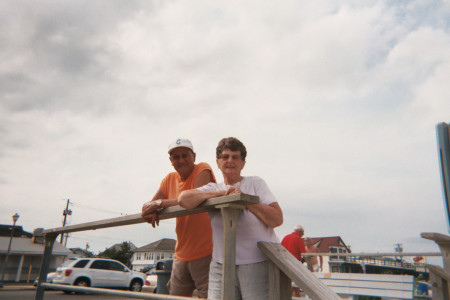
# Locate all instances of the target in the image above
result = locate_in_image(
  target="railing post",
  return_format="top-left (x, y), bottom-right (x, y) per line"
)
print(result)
top-left (421, 233), bottom-right (450, 300)
top-left (268, 260), bottom-right (291, 300)
top-left (429, 271), bottom-right (448, 300)
top-left (434, 240), bottom-right (450, 300)
top-left (216, 203), bottom-right (245, 300)
top-left (35, 233), bottom-right (57, 300)
top-left (33, 194), bottom-right (259, 299)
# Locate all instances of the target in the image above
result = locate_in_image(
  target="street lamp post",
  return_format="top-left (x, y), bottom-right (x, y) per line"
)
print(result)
top-left (0, 213), bottom-right (20, 288)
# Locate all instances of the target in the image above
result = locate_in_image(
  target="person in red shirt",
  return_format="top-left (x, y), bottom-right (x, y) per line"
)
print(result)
top-left (281, 225), bottom-right (306, 297)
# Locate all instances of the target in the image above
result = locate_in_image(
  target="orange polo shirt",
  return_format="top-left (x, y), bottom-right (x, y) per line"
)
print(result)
top-left (160, 162), bottom-right (215, 261)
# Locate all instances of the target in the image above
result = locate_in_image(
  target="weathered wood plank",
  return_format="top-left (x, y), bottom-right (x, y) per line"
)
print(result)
top-left (42, 193), bottom-right (258, 235)
top-left (217, 204), bottom-right (244, 300)
top-left (302, 252), bottom-right (442, 257)
top-left (429, 267), bottom-right (449, 300)
top-left (421, 232), bottom-right (450, 300)
top-left (421, 232), bottom-right (450, 270)
top-left (258, 242), bottom-right (341, 300)
top-left (427, 264), bottom-right (450, 281)
top-left (315, 272), bottom-right (415, 283)
top-left (313, 273), bottom-right (414, 299)
top-left (321, 279), bottom-right (412, 290)
top-left (421, 232), bottom-right (450, 244)
top-left (268, 260), bottom-right (291, 300)
top-left (40, 283), bottom-right (190, 299)
top-left (36, 235), bottom-right (57, 300)
top-left (329, 286), bottom-right (412, 299)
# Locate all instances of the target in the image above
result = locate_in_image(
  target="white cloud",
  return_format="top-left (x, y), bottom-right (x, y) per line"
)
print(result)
top-left (0, 0), bottom-right (448, 256)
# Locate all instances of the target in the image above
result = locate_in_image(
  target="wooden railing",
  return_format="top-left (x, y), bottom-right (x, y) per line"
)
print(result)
top-left (35, 194), bottom-right (341, 300)
top-left (421, 232), bottom-right (450, 300)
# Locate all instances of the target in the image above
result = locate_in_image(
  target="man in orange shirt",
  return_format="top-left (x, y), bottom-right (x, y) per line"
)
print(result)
top-left (141, 138), bottom-right (216, 298)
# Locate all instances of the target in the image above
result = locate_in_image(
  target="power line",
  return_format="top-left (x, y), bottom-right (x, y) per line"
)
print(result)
top-left (70, 202), bottom-right (129, 216)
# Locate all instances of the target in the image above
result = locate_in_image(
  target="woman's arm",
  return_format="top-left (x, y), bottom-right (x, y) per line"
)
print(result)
top-left (178, 189), bottom-right (227, 209)
top-left (247, 201), bottom-right (283, 228)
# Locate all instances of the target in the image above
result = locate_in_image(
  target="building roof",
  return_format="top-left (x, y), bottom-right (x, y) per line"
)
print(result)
top-left (0, 225), bottom-right (33, 238)
top-left (135, 238), bottom-right (176, 252)
top-left (0, 236), bottom-right (72, 256)
top-left (307, 236), bottom-right (351, 253)
top-left (70, 247), bottom-right (93, 257)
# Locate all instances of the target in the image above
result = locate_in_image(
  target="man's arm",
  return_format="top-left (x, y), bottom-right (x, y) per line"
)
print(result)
top-left (178, 170), bottom-right (216, 209)
top-left (141, 188), bottom-right (179, 228)
top-left (318, 248), bottom-right (323, 270)
top-left (193, 169), bottom-right (214, 188)
top-left (246, 202), bottom-right (283, 228)
top-left (299, 238), bottom-right (307, 254)
top-left (142, 170), bottom-right (215, 225)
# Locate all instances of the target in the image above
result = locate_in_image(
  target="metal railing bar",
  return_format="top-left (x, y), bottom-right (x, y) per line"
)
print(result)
top-left (41, 283), bottom-right (190, 299)
top-left (302, 252), bottom-right (442, 257)
top-left (42, 194), bottom-right (259, 235)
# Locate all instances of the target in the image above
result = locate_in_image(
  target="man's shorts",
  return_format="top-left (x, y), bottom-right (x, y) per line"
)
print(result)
top-left (312, 264), bottom-right (320, 272)
top-left (168, 254), bottom-right (211, 298)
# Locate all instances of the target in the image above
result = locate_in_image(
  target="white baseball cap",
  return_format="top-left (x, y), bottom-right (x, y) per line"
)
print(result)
top-left (168, 138), bottom-right (194, 154)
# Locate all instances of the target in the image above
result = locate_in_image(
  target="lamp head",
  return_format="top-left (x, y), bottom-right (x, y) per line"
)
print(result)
top-left (12, 213), bottom-right (19, 223)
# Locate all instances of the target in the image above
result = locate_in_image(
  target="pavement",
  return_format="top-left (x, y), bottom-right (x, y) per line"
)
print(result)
top-left (0, 282), bottom-right (157, 293)
top-left (0, 282), bottom-right (36, 291)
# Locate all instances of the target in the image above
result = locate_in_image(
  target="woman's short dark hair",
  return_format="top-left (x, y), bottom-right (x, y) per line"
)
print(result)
top-left (216, 137), bottom-right (247, 161)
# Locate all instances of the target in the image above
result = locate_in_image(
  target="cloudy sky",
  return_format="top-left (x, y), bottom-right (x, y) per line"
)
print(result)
top-left (1, 0), bottom-right (449, 260)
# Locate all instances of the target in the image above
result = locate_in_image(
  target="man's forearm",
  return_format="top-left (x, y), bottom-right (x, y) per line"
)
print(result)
top-left (158, 199), bottom-right (178, 209)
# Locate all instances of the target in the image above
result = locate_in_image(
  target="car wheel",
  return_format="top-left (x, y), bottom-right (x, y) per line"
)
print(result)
top-left (129, 279), bottom-right (143, 292)
top-left (74, 278), bottom-right (90, 294)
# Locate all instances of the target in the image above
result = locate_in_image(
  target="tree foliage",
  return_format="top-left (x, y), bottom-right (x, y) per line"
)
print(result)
top-left (98, 241), bottom-right (133, 267)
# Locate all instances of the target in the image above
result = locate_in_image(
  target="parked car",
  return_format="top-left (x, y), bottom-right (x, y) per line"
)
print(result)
top-left (33, 272), bottom-right (57, 287)
top-left (52, 258), bottom-right (146, 293)
top-left (142, 264), bottom-right (155, 274)
top-left (144, 264), bottom-right (157, 287)
top-left (145, 273), bottom-right (157, 288)
top-left (34, 258), bottom-right (78, 287)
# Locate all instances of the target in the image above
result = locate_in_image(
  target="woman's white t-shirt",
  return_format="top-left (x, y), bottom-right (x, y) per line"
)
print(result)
top-left (198, 176), bottom-right (280, 265)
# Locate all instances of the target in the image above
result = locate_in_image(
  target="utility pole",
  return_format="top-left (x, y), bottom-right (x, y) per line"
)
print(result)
top-left (60, 199), bottom-right (72, 245)
top-left (395, 243), bottom-right (403, 264)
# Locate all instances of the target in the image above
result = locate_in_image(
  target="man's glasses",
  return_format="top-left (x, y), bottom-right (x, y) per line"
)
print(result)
top-left (170, 154), bottom-right (192, 161)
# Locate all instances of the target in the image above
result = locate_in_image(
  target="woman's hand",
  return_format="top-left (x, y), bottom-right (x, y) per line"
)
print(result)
top-left (225, 187), bottom-right (242, 195)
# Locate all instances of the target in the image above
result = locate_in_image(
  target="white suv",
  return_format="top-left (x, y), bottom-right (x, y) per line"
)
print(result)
top-left (52, 258), bottom-right (146, 293)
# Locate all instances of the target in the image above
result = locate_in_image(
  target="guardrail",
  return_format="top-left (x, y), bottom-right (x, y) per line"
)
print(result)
top-left (421, 232), bottom-right (450, 300)
top-left (36, 193), bottom-right (258, 300)
top-left (35, 194), bottom-right (341, 300)
top-left (40, 283), bottom-right (188, 299)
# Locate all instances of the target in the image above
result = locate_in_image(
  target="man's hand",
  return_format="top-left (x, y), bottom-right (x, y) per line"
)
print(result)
top-left (141, 201), bottom-right (161, 228)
